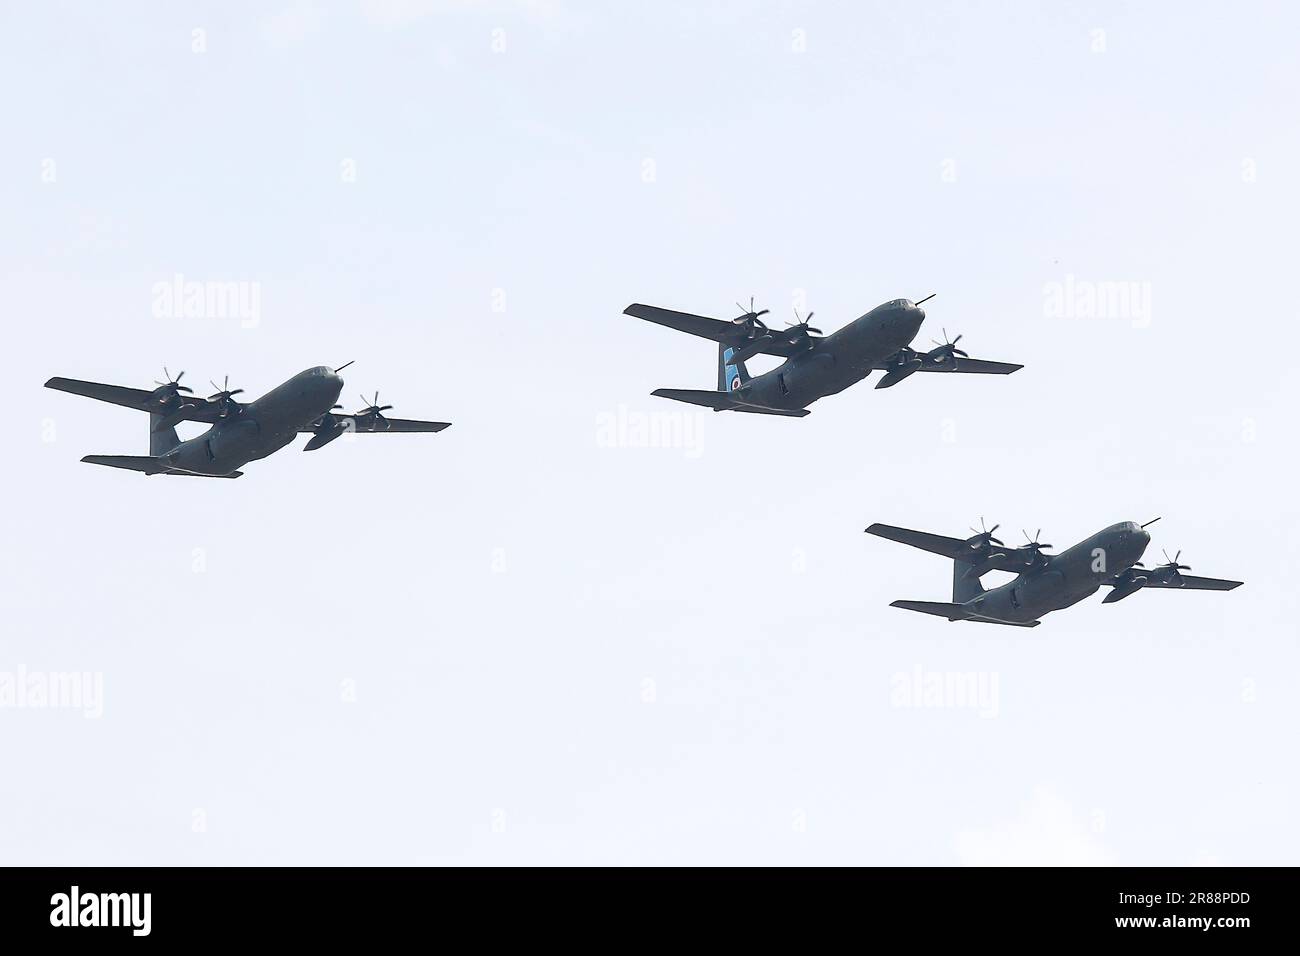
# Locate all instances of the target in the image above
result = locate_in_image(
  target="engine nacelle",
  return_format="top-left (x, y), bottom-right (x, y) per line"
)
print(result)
top-left (875, 356), bottom-right (923, 389)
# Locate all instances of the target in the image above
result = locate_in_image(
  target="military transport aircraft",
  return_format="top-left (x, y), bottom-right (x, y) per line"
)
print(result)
top-left (44, 364), bottom-right (450, 478)
top-left (625, 295), bottom-right (1022, 416)
top-left (865, 518), bottom-right (1242, 627)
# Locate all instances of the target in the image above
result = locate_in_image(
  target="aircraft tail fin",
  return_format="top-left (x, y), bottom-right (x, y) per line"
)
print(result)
top-left (149, 412), bottom-right (181, 457)
top-left (718, 344), bottom-right (751, 394)
top-left (952, 558), bottom-right (986, 603)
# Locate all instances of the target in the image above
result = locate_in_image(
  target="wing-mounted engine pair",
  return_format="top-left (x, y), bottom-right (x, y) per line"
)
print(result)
top-left (303, 391), bottom-right (450, 451)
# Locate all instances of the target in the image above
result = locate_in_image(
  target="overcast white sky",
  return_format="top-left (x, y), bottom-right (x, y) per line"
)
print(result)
top-left (2, 0), bottom-right (1297, 865)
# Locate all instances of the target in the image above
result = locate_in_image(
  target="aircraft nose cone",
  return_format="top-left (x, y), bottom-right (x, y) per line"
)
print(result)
top-left (1134, 529), bottom-right (1152, 561)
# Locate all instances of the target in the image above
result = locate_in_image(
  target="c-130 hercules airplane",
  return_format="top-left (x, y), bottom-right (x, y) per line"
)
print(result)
top-left (866, 518), bottom-right (1242, 627)
top-left (45, 364), bottom-right (450, 478)
top-left (625, 295), bottom-right (1022, 417)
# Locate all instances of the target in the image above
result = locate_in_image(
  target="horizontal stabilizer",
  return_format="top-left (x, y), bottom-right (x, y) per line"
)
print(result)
top-left (890, 600), bottom-right (1041, 627)
top-left (651, 388), bottom-right (810, 417)
top-left (890, 600), bottom-right (969, 621)
top-left (81, 454), bottom-right (172, 475)
top-left (651, 388), bottom-right (738, 410)
top-left (80, 455), bottom-right (243, 478)
top-left (160, 470), bottom-right (243, 479)
top-left (734, 405), bottom-right (811, 418)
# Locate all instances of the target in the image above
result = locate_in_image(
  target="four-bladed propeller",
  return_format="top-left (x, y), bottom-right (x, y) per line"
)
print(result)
top-left (208, 376), bottom-right (245, 417)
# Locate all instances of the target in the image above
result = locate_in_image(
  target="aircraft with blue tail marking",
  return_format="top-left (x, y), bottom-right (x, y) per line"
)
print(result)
top-left (625, 295), bottom-right (1022, 417)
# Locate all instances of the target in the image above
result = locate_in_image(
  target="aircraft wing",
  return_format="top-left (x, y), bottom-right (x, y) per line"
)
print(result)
top-left (299, 416), bottom-right (452, 434)
top-left (625, 304), bottom-right (802, 358)
top-left (866, 523), bottom-right (972, 560)
top-left (45, 377), bottom-right (155, 410)
top-left (45, 377), bottom-right (224, 423)
top-left (1116, 573), bottom-right (1242, 591)
top-left (872, 355), bottom-right (1023, 375)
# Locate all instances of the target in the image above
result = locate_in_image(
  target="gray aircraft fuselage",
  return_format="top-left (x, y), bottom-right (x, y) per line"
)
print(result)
top-left (161, 367), bottom-right (343, 476)
top-left (732, 299), bottom-right (923, 410)
top-left (972, 522), bottom-right (1151, 624)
